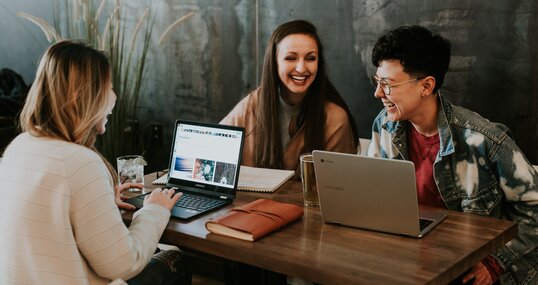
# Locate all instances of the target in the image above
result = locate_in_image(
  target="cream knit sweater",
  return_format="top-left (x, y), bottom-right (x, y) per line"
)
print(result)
top-left (0, 133), bottom-right (170, 284)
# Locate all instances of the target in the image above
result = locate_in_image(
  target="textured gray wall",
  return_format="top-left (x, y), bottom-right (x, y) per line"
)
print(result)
top-left (2, 1), bottom-right (538, 168)
top-left (0, 2), bottom-right (52, 83)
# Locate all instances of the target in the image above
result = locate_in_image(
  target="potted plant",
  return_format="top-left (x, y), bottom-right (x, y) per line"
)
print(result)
top-left (18, 0), bottom-right (193, 162)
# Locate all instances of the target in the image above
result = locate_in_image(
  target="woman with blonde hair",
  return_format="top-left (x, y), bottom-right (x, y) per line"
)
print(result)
top-left (0, 40), bottom-right (188, 284)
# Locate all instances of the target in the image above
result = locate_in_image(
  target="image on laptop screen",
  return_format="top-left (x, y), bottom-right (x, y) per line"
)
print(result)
top-left (167, 121), bottom-right (244, 198)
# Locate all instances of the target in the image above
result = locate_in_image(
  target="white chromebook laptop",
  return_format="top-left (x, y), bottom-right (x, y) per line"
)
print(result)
top-left (312, 150), bottom-right (446, 238)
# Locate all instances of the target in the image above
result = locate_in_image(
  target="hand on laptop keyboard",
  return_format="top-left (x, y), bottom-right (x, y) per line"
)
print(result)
top-left (144, 187), bottom-right (183, 210)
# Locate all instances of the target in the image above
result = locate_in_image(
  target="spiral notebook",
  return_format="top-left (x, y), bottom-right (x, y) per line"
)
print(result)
top-left (153, 166), bottom-right (294, 193)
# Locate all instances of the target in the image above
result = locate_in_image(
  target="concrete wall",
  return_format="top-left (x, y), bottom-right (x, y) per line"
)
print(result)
top-left (2, 0), bottom-right (538, 169)
top-left (0, 2), bottom-right (52, 83)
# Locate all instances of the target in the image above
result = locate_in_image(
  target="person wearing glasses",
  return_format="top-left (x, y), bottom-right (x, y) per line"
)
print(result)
top-left (368, 25), bottom-right (538, 285)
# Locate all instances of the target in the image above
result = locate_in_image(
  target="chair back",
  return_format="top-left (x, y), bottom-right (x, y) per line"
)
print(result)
top-left (358, 138), bottom-right (371, 156)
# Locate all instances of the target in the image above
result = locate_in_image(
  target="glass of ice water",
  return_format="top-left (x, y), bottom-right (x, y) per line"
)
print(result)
top-left (117, 155), bottom-right (146, 192)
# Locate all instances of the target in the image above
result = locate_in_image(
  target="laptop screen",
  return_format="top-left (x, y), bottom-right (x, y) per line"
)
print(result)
top-left (167, 120), bottom-right (244, 198)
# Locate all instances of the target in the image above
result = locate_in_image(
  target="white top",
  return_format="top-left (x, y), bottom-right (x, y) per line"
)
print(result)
top-left (0, 133), bottom-right (170, 284)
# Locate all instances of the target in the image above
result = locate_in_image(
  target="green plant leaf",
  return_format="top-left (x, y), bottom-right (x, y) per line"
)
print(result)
top-left (21, 0), bottom-right (193, 164)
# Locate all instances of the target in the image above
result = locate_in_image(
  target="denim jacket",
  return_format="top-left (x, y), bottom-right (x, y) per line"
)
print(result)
top-left (367, 95), bottom-right (538, 284)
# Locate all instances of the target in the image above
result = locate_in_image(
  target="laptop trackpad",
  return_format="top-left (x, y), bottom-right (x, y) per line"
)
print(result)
top-left (171, 207), bottom-right (199, 219)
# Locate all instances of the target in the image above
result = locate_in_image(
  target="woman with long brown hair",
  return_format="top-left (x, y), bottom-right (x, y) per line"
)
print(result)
top-left (221, 19), bottom-right (358, 173)
top-left (0, 40), bottom-right (187, 284)
top-left (221, 20), bottom-right (358, 284)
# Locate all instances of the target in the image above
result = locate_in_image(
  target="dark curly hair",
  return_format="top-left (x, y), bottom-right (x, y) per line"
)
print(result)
top-left (371, 25), bottom-right (451, 94)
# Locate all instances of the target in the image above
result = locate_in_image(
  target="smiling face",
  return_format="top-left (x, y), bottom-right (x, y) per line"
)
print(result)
top-left (374, 59), bottom-right (426, 123)
top-left (276, 33), bottom-right (319, 106)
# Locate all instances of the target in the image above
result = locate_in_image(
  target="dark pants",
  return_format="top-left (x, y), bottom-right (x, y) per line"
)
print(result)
top-left (224, 261), bottom-right (287, 285)
top-left (127, 250), bottom-right (192, 285)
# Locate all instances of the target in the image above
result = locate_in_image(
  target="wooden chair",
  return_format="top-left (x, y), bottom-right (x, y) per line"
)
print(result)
top-left (358, 138), bottom-right (371, 156)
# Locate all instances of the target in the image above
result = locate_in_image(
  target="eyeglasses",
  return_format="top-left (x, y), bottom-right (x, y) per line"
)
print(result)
top-left (371, 75), bottom-right (425, 95)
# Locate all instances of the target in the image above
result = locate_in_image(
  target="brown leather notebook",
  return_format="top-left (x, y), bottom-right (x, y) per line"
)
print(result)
top-left (205, 199), bottom-right (304, 241)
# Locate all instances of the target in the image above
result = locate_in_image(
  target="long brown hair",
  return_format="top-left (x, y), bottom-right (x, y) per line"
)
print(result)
top-left (255, 20), bottom-right (358, 168)
top-left (20, 40), bottom-right (118, 183)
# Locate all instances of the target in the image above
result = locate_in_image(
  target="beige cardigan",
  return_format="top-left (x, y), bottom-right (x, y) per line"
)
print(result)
top-left (220, 89), bottom-right (356, 173)
top-left (0, 133), bottom-right (170, 284)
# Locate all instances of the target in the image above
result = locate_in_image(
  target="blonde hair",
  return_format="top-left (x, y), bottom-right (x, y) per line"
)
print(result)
top-left (20, 40), bottom-right (117, 183)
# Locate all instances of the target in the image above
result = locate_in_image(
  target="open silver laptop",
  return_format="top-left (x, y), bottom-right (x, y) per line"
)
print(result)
top-left (312, 150), bottom-right (446, 238)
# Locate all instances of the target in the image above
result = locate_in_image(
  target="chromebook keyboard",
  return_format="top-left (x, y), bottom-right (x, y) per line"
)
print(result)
top-left (419, 218), bottom-right (434, 231)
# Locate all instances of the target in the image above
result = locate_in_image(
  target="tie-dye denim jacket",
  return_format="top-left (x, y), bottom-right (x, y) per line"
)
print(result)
top-left (367, 96), bottom-right (538, 284)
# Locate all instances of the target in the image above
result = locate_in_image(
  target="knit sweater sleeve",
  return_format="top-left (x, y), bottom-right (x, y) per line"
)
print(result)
top-left (67, 151), bottom-right (170, 281)
top-left (323, 102), bottom-right (356, 154)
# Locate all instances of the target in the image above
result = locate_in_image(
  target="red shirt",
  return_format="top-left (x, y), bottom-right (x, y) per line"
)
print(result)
top-left (408, 126), bottom-right (502, 281)
top-left (407, 126), bottom-right (446, 209)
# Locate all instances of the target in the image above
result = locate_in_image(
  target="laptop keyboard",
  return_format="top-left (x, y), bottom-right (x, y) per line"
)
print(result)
top-left (174, 193), bottom-right (226, 211)
top-left (419, 218), bottom-right (434, 231)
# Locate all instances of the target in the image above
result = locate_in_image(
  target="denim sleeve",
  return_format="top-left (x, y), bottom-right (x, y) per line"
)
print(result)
top-left (490, 137), bottom-right (538, 270)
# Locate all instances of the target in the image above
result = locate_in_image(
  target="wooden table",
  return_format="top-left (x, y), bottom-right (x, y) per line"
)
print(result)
top-left (121, 173), bottom-right (517, 285)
